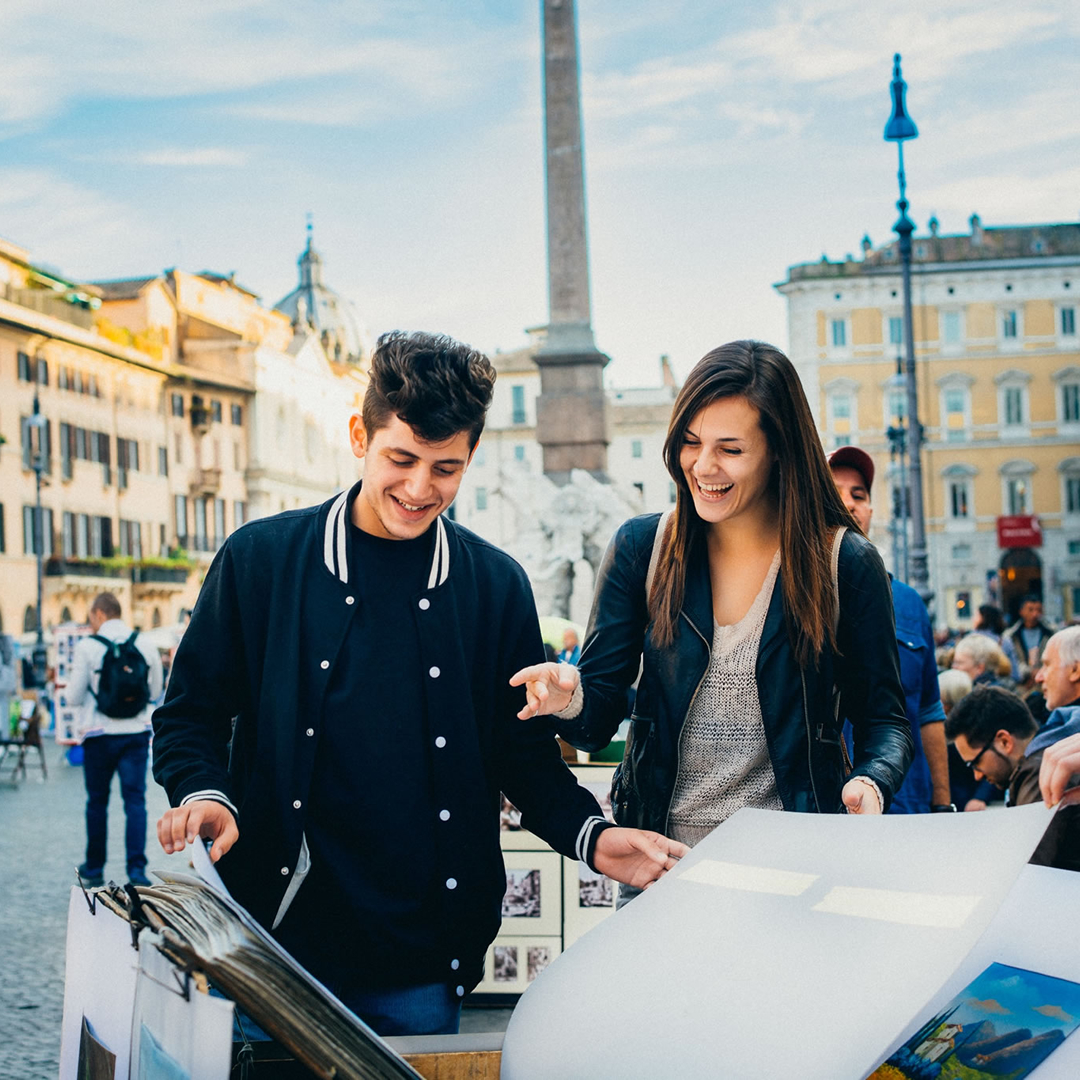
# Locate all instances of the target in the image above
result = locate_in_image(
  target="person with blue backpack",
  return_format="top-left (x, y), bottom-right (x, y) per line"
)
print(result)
top-left (66, 592), bottom-right (163, 887)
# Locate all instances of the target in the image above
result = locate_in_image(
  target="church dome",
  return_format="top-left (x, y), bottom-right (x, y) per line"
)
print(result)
top-left (274, 229), bottom-right (371, 365)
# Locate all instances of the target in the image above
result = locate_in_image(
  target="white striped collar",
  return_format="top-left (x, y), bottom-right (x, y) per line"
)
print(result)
top-left (322, 486), bottom-right (450, 589)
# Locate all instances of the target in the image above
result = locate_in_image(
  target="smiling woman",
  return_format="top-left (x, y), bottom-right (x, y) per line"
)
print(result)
top-left (511, 340), bottom-right (913, 892)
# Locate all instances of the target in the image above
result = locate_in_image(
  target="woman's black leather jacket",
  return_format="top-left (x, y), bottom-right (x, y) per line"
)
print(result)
top-left (553, 514), bottom-right (913, 830)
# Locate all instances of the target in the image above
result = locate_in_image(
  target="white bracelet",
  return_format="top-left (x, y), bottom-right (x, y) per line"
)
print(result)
top-left (847, 775), bottom-right (884, 813)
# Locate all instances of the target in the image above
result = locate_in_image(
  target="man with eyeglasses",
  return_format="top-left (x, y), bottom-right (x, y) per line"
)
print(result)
top-left (945, 685), bottom-right (1080, 872)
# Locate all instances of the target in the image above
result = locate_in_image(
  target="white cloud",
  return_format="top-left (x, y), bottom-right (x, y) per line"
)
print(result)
top-left (135, 147), bottom-right (249, 167)
top-left (918, 165), bottom-right (1080, 224)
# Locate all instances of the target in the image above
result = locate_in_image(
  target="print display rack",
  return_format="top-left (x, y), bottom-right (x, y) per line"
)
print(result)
top-left (473, 763), bottom-right (617, 1000)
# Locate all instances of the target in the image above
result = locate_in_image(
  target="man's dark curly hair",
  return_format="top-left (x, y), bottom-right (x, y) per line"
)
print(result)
top-left (362, 331), bottom-right (496, 449)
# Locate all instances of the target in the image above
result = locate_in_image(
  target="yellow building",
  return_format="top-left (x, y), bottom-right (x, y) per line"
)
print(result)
top-left (777, 216), bottom-right (1080, 628)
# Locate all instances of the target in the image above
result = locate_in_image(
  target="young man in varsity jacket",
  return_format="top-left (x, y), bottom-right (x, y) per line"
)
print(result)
top-left (153, 331), bottom-right (686, 1036)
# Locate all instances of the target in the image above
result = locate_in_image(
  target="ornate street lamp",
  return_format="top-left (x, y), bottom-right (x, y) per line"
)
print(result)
top-left (885, 363), bottom-right (909, 583)
top-left (884, 53), bottom-right (931, 605)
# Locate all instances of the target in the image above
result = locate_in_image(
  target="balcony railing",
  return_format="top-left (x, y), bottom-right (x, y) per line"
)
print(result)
top-left (45, 558), bottom-right (126, 579)
top-left (1, 284), bottom-right (95, 330)
top-left (131, 565), bottom-right (189, 585)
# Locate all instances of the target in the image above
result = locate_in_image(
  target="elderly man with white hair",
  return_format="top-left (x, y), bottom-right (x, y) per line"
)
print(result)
top-left (951, 633), bottom-right (1015, 691)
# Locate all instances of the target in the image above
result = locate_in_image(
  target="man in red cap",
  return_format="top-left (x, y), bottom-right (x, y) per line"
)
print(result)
top-left (829, 446), bottom-right (953, 814)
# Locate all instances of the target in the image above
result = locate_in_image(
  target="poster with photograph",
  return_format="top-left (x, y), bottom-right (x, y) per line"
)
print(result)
top-left (868, 962), bottom-right (1080, 1080)
top-left (493, 946), bottom-right (519, 984)
top-left (502, 870), bottom-right (541, 919)
top-left (578, 865), bottom-right (614, 909)
top-left (473, 936), bottom-right (562, 995)
top-left (527, 946), bottom-right (553, 983)
top-left (500, 852), bottom-right (561, 935)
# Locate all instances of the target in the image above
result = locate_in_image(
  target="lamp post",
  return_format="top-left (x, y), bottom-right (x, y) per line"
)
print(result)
top-left (885, 363), bottom-right (909, 583)
top-left (884, 53), bottom-right (931, 606)
top-left (28, 389), bottom-right (48, 686)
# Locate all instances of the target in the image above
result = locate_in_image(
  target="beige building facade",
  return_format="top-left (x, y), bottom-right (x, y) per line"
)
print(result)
top-left (1, 233), bottom-right (368, 646)
top-left (777, 217), bottom-right (1080, 628)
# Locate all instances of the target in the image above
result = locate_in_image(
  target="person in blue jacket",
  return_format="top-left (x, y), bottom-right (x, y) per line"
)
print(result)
top-left (828, 446), bottom-right (954, 814)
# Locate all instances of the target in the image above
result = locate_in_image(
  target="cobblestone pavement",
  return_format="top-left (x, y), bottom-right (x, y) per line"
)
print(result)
top-left (0, 744), bottom-right (187, 1080)
top-left (0, 746), bottom-right (511, 1078)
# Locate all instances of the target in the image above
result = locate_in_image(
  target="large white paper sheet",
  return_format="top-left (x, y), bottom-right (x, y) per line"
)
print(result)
top-left (875, 863), bottom-right (1080, 1079)
top-left (130, 934), bottom-right (234, 1080)
top-left (501, 802), bottom-right (1056, 1080)
top-left (58, 888), bottom-right (140, 1080)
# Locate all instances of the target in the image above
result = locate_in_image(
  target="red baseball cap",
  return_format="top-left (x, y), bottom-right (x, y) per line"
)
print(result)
top-left (828, 445), bottom-right (875, 493)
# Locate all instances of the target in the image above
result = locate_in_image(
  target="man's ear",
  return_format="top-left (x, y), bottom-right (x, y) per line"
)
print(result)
top-left (1068, 660), bottom-right (1080, 688)
top-left (348, 414), bottom-right (368, 461)
top-left (997, 729), bottom-right (1016, 755)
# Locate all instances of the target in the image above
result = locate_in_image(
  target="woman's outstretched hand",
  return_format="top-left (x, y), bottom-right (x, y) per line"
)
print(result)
top-left (509, 661), bottom-right (579, 719)
top-left (593, 828), bottom-right (689, 889)
top-left (842, 776), bottom-right (883, 814)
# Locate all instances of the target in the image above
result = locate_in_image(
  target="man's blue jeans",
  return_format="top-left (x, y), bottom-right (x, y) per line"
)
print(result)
top-left (81, 731), bottom-right (151, 876)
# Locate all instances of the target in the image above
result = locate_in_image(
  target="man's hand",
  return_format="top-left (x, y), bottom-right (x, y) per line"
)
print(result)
top-left (964, 798), bottom-right (988, 812)
top-left (842, 777), bottom-right (883, 814)
top-left (509, 662), bottom-right (579, 719)
top-left (592, 828), bottom-right (689, 889)
top-left (1040, 731), bottom-right (1080, 809)
top-left (158, 800), bottom-right (239, 863)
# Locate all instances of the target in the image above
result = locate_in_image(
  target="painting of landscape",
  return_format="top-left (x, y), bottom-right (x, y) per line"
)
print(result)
top-left (869, 963), bottom-right (1080, 1080)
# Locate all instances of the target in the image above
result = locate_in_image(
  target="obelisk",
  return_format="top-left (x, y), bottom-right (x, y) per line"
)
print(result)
top-left (535, 0), bottom-right (611, 484)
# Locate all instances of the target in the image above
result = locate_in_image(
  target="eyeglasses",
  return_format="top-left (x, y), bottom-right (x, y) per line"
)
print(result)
top-left (964, 741), bottom-right (1006, 773)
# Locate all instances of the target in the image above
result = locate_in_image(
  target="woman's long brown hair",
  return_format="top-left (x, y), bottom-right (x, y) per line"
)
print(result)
top-left (649, 340), bottom-right (852, 667)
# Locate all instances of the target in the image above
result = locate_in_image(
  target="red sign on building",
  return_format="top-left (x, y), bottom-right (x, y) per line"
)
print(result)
top-left (997, 515), bottom-right (1042, 548)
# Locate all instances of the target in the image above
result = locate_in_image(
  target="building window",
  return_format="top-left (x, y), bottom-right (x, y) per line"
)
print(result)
top-left (22, 506), bottom-right (54, 556)
top-left (0, 503), bottom-right (4, 554)
top-left (941, 310), bottom-right (962, 344)
top-left (233, 501), bottom-right (246, 531)
top-left (1003, 386), bottom-right (1024, 426)
top-left (210, 399), bottom-right (222, 423)
top-left (1006, 478), bottom-right (1030, 515)
top-left (214, 498), bottom-right (226, 547)
top-left (513, 444), bottom-right (526, 463)
top-left (830, 319), bottom-right (847, 347)
top-left (1066, 477), bottom-right (1080, 516)
top-left (119, 520), bottom-right (142, 558)
top-left (1062, 307), bottom-right (1077, 337)
top-left (831, 393), bottom-right (851, 419)
top-left (631, 439), bottom-right (643, 459)
top-left (75, 514), bottom-right (89, 559)
top-left (1061, 382), bottom-right (1080, 424)
top-left (511, 385), bottom-right (527, 425)
top-left (476, 488), bottom-right (488, 512)
top-left (171, 393), bottom-right (184, 418)
top-left (62, 512), bottom-right (74, 558)
top-left (17, 351), bottom-right (33, 382)
top-left (1070, 540), bottom-right (1080, 557)
top-left (174, 495), bottom-right (189, 548)
top-left (949, 481), bottom-right (970, 520)
top-left (231, 403), bottom-right (243, 426)
top-left (91, 515), bottom-right (113, 558)
top-left (941, 385), bottom-right (970, 442)
top-left (158, 446), bottom-right (168, 477)
top-left (194, 498), bottom-right (208, 551)
top-left (888, 316), bottom-right (903, 346)
top-left (1001, 309), bottom-right (1018, 338)
top-left (951, 543), bottom-right (972, 561)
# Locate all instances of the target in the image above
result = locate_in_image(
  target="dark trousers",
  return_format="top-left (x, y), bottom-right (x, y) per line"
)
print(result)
top-left (82, 731), bottom-right (151, 875)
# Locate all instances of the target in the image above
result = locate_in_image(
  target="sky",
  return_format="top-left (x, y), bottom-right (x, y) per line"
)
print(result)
top-left (1, 0), bottom-right (1078, 388)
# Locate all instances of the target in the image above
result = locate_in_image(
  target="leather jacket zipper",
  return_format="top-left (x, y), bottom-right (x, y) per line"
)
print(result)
top-left (662, 613), bottom-right (711, 836)
top-left (801, 670), bottom-right (822, 813)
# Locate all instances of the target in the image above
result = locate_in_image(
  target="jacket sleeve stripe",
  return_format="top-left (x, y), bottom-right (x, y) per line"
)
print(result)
top-left (323, 490), bottom-right (348, 578)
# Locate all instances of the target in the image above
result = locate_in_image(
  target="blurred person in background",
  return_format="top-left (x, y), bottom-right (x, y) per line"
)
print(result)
top-left (1003, 595), bottom-right (1056, 688)
top-left (973, 604), bottom-right (1020, 681)
top-left (558, 628), bottom-right (581, 666)
top-left (947, 686), bottom-right (1080, 872)
top-left (828, 445), bottom-right (952, 814)
top-left (938, 669), bottom-right (973, 716)
top-left (952, 634), bottom-right (1017, 694)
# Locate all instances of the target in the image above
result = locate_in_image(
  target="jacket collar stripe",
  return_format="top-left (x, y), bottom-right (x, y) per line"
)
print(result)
top-left (427, 516), bottom-right (450, 589)
top-left (323, 491), bottom-right (349, 582)
top-left (335, 494), bottom-right (349, 584)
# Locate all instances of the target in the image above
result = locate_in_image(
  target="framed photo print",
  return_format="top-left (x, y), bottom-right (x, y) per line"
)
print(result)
top-left (472, 936), bottom-right (562, 996)
top-left (500, 851), bottom-right (562, 936)
top-left (562, 856), bottom-right (618, 949)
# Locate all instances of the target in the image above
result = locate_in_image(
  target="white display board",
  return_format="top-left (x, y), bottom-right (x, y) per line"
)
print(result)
top-left (502, 802), bottom-right (1058, 1080)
